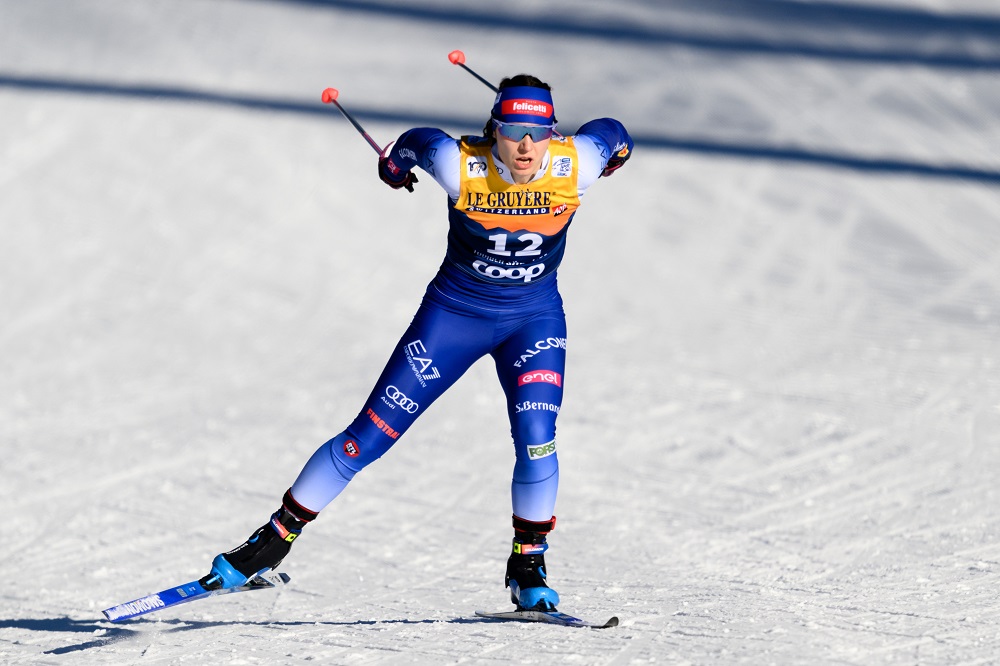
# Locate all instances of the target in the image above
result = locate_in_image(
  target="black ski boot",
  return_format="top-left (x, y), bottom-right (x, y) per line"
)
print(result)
top-left (505, 515), bottom-right (559, 611)
top-left (201, 489), bottom-right (317, 590)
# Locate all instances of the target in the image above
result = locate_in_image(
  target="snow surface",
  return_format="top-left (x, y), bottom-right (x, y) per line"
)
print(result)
top-left (2, 0), bottom-right (1000, 663)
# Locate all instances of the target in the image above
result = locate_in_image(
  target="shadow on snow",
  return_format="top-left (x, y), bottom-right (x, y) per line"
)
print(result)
top-left (2, 73), bottom-right (998, 186)
top-left (261, 0), bottom-right (1000, 70)
top-left (0, 615), bottom-right (509, 655)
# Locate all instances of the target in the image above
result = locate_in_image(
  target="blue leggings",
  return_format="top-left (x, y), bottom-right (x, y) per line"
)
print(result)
top-left (290, 285), bottom-right (567, 522)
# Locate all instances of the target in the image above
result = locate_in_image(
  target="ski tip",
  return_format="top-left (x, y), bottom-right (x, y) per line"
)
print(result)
top-left (603, 616), bottom-right (620, 628)
top-left (448, 50), bottom-right (466, 65)
top-left (321, 87), bottom-right (339, 104)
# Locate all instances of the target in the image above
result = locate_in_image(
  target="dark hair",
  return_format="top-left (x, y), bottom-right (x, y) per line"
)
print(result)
top-left (482, 74), bottom-right (553, 142)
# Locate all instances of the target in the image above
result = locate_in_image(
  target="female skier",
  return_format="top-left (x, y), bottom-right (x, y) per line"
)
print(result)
top-left (202, 74), bottom-right (633, 612)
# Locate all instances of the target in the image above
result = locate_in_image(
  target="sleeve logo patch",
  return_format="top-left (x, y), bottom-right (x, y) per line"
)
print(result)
top-left (527, 440), bottom-right (557, 460)
top-left (467, 157), bottom-right (488, 178)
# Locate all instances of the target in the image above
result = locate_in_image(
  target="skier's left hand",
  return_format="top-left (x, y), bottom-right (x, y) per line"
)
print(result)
top-left (601, 146), bottom-right (631, 177)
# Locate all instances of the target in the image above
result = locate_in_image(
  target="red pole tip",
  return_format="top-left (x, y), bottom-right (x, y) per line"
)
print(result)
top-left (321, 88), bottom-right (339, 104)
top-left (448, 50), bottom-right (466, 65)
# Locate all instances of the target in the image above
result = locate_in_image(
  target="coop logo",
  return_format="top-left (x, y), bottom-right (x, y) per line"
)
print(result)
top-left (404, 339), bottom-right (440, 387)
top-left (513, 337), bottom-right (567, 368)
top-left (501, 99), bottom-right (552, 118)
top-left (467, 157), bottom-right (488, 177)
top-left (527, 440), bottom-right (557, 460)
top-left (343, 439), bottom-right (360, 458)
top-left (552, 156), bottom-right (572, 177)
top-left (383, 385), bottom-right (419, 413)
top-left (472, 260), bottom-right (545, 283)
top-left (518, 370), bottom-right (562, 387)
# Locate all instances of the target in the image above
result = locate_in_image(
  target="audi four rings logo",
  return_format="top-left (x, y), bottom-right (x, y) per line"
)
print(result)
top-left (385, 386), bottom-right (419, 413)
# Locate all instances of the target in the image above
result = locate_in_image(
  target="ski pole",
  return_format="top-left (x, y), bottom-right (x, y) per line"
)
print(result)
top-left (448, 50), bottom-right (499, 93)
top-left (448, 50), bottom-right (564, 139)
top-left (321, 87), bottom-right (387, 155)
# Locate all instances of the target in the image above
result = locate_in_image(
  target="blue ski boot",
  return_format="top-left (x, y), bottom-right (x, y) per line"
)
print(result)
top-left (200, 489), bottom-right (317, 590)
top-left (505, 515), bottom-right (560, 611)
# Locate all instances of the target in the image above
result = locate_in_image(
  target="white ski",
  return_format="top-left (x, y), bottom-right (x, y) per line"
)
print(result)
top-left (475, 609), bottom-right (618, 629)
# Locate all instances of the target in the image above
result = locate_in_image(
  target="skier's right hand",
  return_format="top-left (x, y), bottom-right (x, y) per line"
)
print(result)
top-left (378, 156), bottom-right (418, 193)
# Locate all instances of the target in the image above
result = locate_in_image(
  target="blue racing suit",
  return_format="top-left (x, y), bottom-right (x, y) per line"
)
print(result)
top-left (290, 119), bottom-right (633, 522)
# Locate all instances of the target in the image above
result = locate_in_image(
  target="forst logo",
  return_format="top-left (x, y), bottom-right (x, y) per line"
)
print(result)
top-left (518, 370), bottom-right (562, 387)
top-left (344, 439), bottom-right (360, 458)
top-left (527, 440), bottom-right (557, 460)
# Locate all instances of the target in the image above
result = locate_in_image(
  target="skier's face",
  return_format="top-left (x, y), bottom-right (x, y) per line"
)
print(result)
top-left (495, 127), bottom-right (551, 184)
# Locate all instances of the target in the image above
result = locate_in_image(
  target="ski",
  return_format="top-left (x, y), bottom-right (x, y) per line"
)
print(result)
top-left (102, 571), bottom-right (290, 622)
top-left (475, 609), bottom-right (618, 629)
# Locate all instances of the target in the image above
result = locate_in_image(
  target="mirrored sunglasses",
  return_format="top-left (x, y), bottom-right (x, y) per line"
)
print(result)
top-left (493, 120), bottom-right (555, 142)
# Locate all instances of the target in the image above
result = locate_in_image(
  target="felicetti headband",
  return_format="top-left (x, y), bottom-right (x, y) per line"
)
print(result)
top-left (491, 86), bottom-right (557, 125)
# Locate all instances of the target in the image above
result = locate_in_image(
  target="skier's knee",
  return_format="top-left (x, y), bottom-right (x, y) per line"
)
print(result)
top-left (326, 432), bottom-right (370, 479)
top-left (511, 420), bottom-right (556, 446)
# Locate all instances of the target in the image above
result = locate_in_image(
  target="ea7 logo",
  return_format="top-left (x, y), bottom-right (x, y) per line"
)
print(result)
top-left (518, 370), bottom-right (562, 387)
top-left (527, 440), bottom-right (557, 460)
top-left (404, 339), bottom-right (440, 386)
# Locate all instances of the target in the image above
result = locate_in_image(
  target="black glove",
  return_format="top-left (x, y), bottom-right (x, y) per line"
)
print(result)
top-left (601, 148), bottom-right (631, 177)
top-left (378, 156), bottom-right (418, 193)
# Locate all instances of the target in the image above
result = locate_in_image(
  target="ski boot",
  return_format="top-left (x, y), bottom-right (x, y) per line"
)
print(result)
top-left (505, 515), bottom-right (559, 611)
top-left (200, 489), bottom-right (317, 590)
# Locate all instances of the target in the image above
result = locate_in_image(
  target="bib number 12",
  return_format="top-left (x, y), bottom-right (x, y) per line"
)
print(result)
top-left (487, 232), bottom-right (543, 257)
